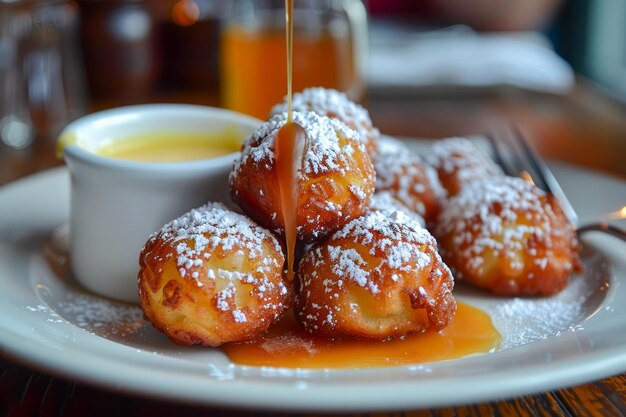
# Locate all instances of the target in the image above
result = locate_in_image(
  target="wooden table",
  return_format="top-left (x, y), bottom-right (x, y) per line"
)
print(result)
top-left (1, 83), bottom-right (625, 416)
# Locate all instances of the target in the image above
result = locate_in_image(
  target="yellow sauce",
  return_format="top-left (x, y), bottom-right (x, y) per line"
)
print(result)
top-left (96, 130), bottom-right (242, 163)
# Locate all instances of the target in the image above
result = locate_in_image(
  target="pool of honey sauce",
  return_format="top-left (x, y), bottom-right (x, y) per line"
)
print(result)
top-left (222, 302), bottom-right (501, 369)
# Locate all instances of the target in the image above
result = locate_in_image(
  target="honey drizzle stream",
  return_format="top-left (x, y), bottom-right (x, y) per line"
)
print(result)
top-left (276, 0), bottom-right (306, 280)
top-left (285, 0), bottom-right (294, 120)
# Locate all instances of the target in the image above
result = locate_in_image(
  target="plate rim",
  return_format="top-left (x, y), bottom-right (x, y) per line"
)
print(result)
top-left (1, 163), bottom-right (625, 412)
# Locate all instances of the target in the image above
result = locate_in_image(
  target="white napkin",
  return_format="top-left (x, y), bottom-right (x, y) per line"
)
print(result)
top-left (368, 28), bottom-right (574, 94)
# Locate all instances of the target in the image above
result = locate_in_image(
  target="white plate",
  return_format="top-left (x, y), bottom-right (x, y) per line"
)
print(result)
top-left (0, 160), bottom-right (625, 412)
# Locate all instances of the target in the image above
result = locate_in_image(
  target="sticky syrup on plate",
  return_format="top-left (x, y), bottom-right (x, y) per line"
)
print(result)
top-left (222, 302), bottom-right (501, 369)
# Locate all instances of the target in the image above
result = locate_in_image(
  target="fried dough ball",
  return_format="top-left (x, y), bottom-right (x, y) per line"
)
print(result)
top-left (435, 176), bottom-right (581, 296)
top-left (230, 111), bottom-right (375, 242)
top-left (369, 191), bottom-right (426, 227)
top-left (270, 87), bottom-right (379, 158)
top-left (296, 210), bottom-right (456, 339)
top-left (138, 203), bottom-right (292, 347)
top-left (374, 136), bottom-right (445, 224)
top-left (426, 137), bottom-right (503, 197)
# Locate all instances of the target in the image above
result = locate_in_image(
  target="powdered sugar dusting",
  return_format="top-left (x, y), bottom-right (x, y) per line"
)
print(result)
top-left (327, 245), bottom-right (378, 293)
top-left (297, 208), bottom-right (456, 336)
top-left (376, 135), bottom-right (407, 155)
top-left (426, 137), bottom-right (503, 194)
top-left (260, 334), bottom-right (318, 356)
top-left (57, 293), bottom-right (145, 338)
top-left (145, 203), bottom-right (288, 319)
top-left (25, 304), bottom-right (64, 324)
top-left (232, 310), bottom-right (248, 323)
top-left (150, 202), bottom-right (282, 287)
top-left (323, 210), bottom-right (436, 292)
top-left (233, 111), bottom-right (363, 179)
top-left (436, 176), bottom-right (570, 278)
top-left (270, 87), bottom-right (379, 152)
top-left (374, 136), bottom-right (445, 218)
top-left (486, 276), bottom-right (592, 350)
top-left (369, 191), bottom-right (426, 227)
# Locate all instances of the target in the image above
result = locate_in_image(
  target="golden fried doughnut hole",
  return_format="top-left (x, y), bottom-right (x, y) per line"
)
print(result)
top-left (435, 176), bottom-right (581, 296)
top-left (138, 203), bottom-right (292, 346)
top-left (271, 87), bottom-right (379, 158)
top-left (230, 111), bottom-right (375, 243)
top-left (369, 191), bottom-right (426, 227)
top-left (374, 137), bottom-right (445, 225)
top-left (296, 210), bottom-right (456, 339)
top-left (426, 137), bottom-right (503, 197)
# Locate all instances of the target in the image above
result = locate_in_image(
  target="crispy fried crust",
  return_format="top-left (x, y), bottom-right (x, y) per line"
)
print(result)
top-left (296, 210), bottom-right (456, 339)
top-left (138, 203), bottom-right (293, 346)
top-left (435, 176), bottom-right (582, 296)
top-left (270, 87), bottom-right (380, 158)
top-left (426, 137), bottom-right (504, 197)
top-left (374, 137), bottom-right (445, 224)
top-left (369, 191), bottom-right (426, 227)
top-left (230, 111), bottom-right (375, 242)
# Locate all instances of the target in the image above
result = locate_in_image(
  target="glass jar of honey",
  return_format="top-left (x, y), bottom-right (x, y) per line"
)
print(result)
top-left (219, 0), bottom-right (368, 119)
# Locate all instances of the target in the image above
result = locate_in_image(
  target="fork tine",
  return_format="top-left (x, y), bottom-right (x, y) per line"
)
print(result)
top-left (486, 130), bottom-right (525, 178)
top-left (487, 126), bottom-right (625, 240)
top-left (485, 134), bottom-right (511, 176)
top-left (510, 125), bottom-right (579, 226)
top-left (509, 126), bottom-right (550, 191)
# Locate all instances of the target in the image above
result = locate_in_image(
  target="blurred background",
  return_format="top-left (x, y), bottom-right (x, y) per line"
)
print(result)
top-left (0, 0), bottom-right (625, 150)
top-left (2, 3), bottom-right (626, 412)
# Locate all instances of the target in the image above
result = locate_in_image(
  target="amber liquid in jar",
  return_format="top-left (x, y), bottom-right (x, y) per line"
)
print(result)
top-left (220, 9), bottom-right (356, 119)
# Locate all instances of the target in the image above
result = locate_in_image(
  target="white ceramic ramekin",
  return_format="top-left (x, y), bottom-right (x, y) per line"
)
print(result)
top-left (59, 104), bottom-right (261, 303)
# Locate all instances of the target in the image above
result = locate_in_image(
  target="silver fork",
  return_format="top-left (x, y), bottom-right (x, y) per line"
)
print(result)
top-left (487, 125), bottom-right (626, 242)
